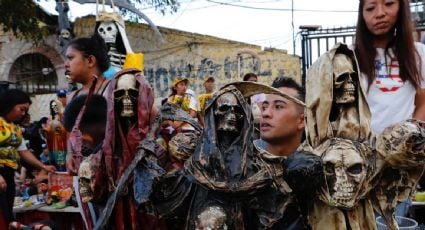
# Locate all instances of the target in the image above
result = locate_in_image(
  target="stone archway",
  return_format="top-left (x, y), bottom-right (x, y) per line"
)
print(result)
top-left (9, 53), bottom-right (58, 95)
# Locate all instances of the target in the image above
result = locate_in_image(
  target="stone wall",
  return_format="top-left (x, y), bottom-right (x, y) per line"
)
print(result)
top-left (0, 16), bottom-right (301, 120)
top-left (74, 16), bottom-right (301, 100)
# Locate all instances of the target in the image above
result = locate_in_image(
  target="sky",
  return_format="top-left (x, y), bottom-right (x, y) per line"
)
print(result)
top-left (38, 0), bottom-right (360, 56)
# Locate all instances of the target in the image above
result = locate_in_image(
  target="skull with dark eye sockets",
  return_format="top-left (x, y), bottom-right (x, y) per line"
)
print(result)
top-left (320, 138), bottom-right (370, 209)
top-left (214, 92), bottom-right (244, 133)
top-left (97, 21), bottom-right (118, 44)
top-left (332, 54), bottom-right (357, 105)
top-left (113, 74), bottom-right (139, 118)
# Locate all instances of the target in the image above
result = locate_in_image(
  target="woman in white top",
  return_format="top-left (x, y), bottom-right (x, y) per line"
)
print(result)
top-left (354, 0), bottom-right (425, 217)
top-left (354, 0), bottom-right (425, 134)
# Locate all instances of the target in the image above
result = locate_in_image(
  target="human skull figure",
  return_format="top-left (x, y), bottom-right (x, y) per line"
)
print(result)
top-left (60, 29), bottom-right (71, 40)
top-left (97, 21), bottom-right (118, 44)
top-left (114, 74), bottom-right (139, 118)
top-left (214, 92), bottom-right (244, 132)
top-left (333, 54), bottom-right (356, 104)
top-left (78, 158), bottom-right (95, 203)
top-left (50, 100), bottom-right (59, 116)
top-left (320, 138), bottom-right (368, 209)
top-left (196, 206), bottom-right (228, 230)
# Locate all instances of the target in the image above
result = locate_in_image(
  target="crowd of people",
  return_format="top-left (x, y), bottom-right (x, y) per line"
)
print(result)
top-left (0, 0), bottom-right (424, 229)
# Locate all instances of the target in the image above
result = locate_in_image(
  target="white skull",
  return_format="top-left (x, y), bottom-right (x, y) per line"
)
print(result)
top-left (60, 29), bottom-right (71, 40)
top-left (78, 158), bottom-right (95, 203)
top-left (50, 100), bottom-right (59, 115)
top-left (320, 138), bottom-right (367, 209)
top-left (196, 206), bottom-right (228, 230)
top-left (114, 73), bottom-right (138, 118)
top-left (97, 21), bottom-right (118, 44)
top-left (333, 54), bottom-right (356, 104)
top-left (214, 93), bottom-right (244, 133)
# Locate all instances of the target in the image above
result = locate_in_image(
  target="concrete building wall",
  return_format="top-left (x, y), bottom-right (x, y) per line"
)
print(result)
top-left (0, 16), bottom-right (300, 120)
top-left (74, 16), bottom-right (301, 100)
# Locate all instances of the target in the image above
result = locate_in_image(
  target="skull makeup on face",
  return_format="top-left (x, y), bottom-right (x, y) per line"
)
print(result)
top-left (196, 206), bottom-right (228, 230)
top-left (332, 54), bottom-right (356, 105)
top-left (320, 138), bottom-right (368, 209)
top-left (214, 92), bottom-right (244, 133)
top-left (114, 74), bottom-right (139, 118)
top-left (97, 21), bottom-right (118, 44)
top-left (78, 158), bottom-right (95, 203)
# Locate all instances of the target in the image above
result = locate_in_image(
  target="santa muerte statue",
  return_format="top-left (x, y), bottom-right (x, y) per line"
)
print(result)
top-left (303, 43), bottom-right (425, 230)
top-left (78, 68), bottom-right (166, 230)
top-left (90, 81), bottom-right (323, 230)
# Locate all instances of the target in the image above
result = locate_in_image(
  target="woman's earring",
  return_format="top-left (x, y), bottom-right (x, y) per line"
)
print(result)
top-left (394, 28), bottom-right (397, 36)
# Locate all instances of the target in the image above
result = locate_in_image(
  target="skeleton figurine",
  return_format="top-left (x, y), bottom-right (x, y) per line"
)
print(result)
top-left (131, 82), bottom-right (320, 229)
top-left (56, 0), bottom-right (73, 49)
top-left (196, 206), bottom-right (228, 230)
top-left (113, 73), bottom-right (139, 131)
top-left (304, 43), bottom-right (425, 230)
top-left (330, 54), bottom-right (361, 140)
top-left (306, 44), bottom-right (371, 147)
top-left (316, 138), bottom-right (376, 210)
top-left (48, 100), bottom-right (67, 172)
top-left (78, 157), bottom-right (96, 202)
top-left (96, 11), bottom-right (133, 69)
top-left (82, 68), bottom-right (165, 229)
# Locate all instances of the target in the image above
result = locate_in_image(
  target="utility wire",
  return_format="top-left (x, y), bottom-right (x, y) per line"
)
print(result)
top-left (206, 0), bottom-right (358, 12)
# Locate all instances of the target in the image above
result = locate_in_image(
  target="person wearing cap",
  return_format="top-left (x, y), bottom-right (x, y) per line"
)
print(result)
top-left (198, 76), bottom-right (215, 126)
top-left (167, 77), bottom-right (198, 132)
top-left (56, 89), bottom-right (67, 108)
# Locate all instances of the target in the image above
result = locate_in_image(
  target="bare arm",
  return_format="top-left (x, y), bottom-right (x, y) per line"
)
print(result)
top-left (19, 150), bottom-right (56, 173)
top-left (413, 88), bottom-right (425, 121)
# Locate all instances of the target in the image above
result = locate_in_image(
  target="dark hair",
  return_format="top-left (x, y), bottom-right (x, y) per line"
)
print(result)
top-left (0, 89), bottom-right (31, 117)
top-left (271, 76), bottom-right (305, 102)
top-left (355, 0), bottom-right (421, 89)
top-left (62, 95), bottom-right (107, 133)
top-left (39, 117), bottom-right (48, 125)
top-left (67, 34), bottom-right (110, 73)
top-left (243, 73), bottom-right (257, 81)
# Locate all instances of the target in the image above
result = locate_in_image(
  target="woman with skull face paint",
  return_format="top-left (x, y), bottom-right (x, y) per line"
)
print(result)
top-left (354, 0), bottom-right (425, 134)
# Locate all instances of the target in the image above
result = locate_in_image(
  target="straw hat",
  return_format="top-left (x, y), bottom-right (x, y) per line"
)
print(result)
top-left (172, 77), bottom-right (189, 88)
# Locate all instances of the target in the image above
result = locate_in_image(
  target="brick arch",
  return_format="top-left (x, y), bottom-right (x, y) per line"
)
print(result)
top-left (4, 40), bottom-right (68, 91)
top-left (9, 52), bottom-right (58, 94)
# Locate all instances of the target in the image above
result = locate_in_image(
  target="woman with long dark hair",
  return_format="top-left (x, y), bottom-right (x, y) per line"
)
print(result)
top-left (354, 0), bottom-right (425, 218)
top-left (64, 34), bottom-right (111, 175)
top-left (65, 33), bottom-right (111, 102)
top-left (354, 0), bottom-right (425, 134)
top-left (0, 89), bottom-right (55, 228)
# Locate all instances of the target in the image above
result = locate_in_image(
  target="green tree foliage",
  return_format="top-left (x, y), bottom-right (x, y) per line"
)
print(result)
top-left (0, 0), bottom-right (49, 42)
top-left (0, 0), bottom-right (180, 42)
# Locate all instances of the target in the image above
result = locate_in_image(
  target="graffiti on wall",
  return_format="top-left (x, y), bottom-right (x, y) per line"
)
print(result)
top-left (144, 54), bottom-right (263, 99)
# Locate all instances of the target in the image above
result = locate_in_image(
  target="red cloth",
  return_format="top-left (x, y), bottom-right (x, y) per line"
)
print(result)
top-left (0, 209), bottom-right (6, 230)
top-left (96, 68), bottom-right (165, 229)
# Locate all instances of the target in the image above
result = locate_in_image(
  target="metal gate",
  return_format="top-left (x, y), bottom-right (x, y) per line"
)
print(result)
top-left (299, 26), bottom-right (356, 86)
top-left (299, 0), bottom-right (425, 86)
